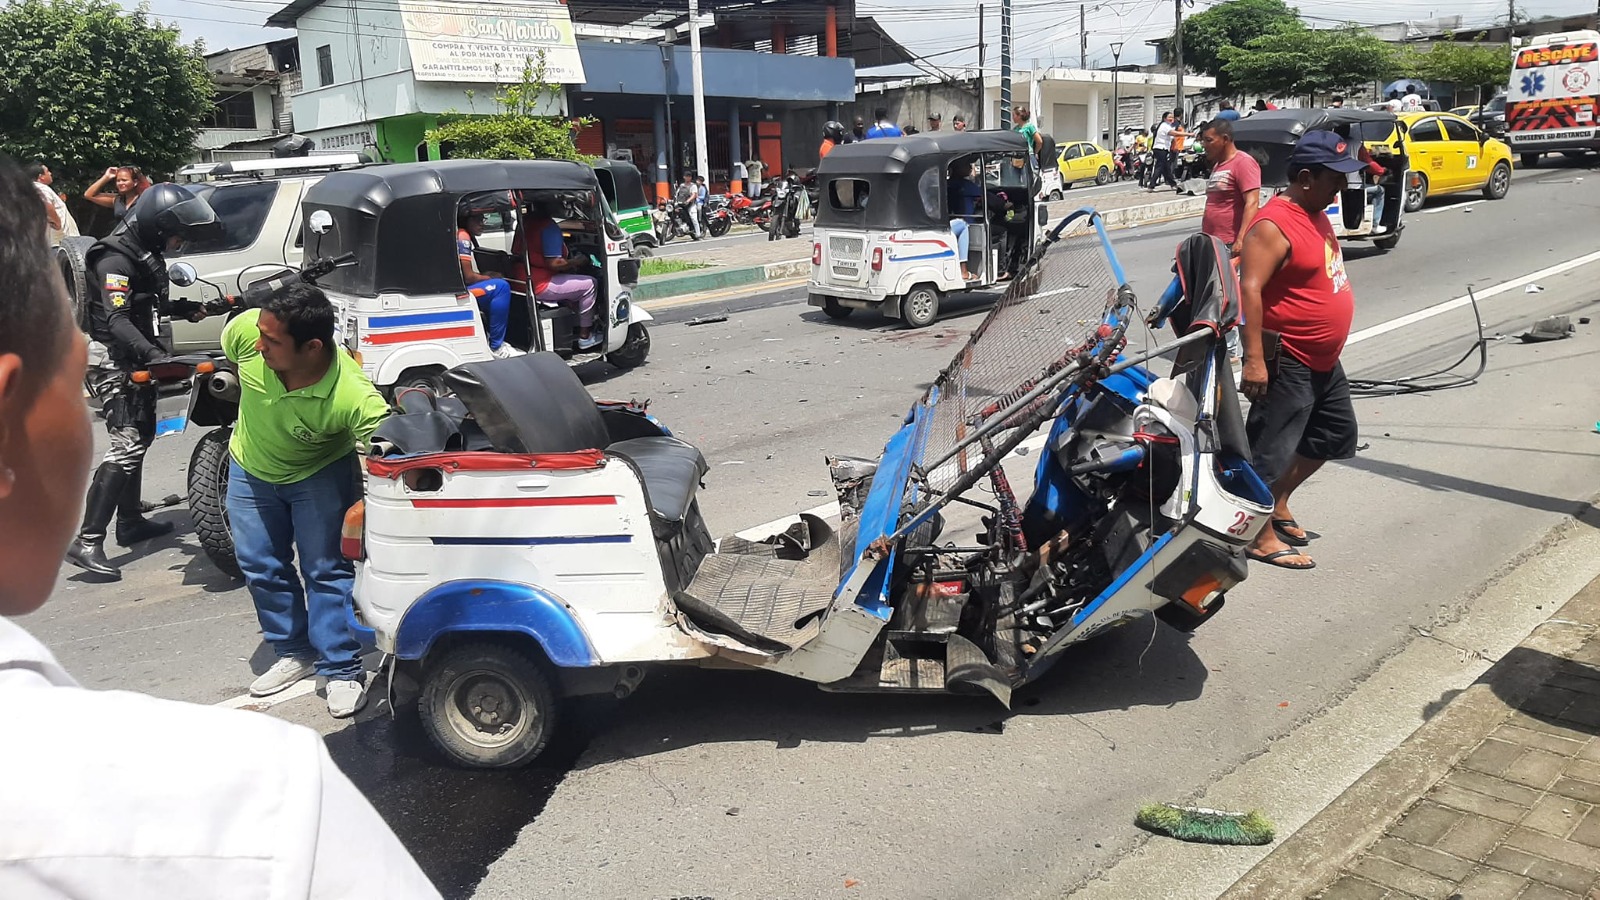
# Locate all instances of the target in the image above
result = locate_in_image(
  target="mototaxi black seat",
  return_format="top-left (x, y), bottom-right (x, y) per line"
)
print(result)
top-left (442, 352), bottom-right (707, 531)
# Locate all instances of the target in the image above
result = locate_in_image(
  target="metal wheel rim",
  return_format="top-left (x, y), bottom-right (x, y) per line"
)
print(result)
top-left (906, 290), bottom-right (935, 322)
top-left (444, 668), bottom-right (536, 750)
top-left (1406, 178), bottom-right (1426, 210)
top-left (1490, 165), bottom-right (1509, 196)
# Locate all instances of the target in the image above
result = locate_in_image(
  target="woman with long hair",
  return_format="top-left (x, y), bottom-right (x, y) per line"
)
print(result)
top-left (82, 164), bottom-right (149, 223)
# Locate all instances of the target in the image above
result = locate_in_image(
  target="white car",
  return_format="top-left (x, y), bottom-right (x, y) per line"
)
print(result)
top-left (57, 155), bottom-right (365, 352)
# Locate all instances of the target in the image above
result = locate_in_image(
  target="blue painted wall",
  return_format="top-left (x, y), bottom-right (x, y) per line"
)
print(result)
top-left (576, 40), bottom-right (854, 103)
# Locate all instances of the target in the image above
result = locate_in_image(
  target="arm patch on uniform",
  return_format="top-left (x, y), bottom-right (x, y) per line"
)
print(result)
top-left (108, 291), bottom-right (128, 308)
top-left (104, 274), bottom-right (129, 291)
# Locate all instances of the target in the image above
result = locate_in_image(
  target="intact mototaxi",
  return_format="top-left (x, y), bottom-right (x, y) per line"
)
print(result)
top-left (301, 160), bottom-right (653, 395)
top-left (590, 158), bottom-right (659, 255)
top-left (347, 209), bottom-right (1274, 769)
top-left (807, 131), bottom-right (1047, 328)
top-left (1231, 108), bottom-right (1411, 251)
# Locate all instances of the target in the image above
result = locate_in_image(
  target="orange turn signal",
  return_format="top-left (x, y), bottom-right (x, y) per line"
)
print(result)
top-left (196, 360), bottom-right (216, 375)
top-left (340, 500), bottom-right (366, 561)
top-left (130, 371), bottom-right (151, 384)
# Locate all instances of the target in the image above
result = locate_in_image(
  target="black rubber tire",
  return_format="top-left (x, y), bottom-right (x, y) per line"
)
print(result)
top-left (1095, 167), bottom-right (1109, 186)
top-left (1520, 152), bottom-right (1541, 169)
top-left (784, 217), bottom-right (801, 239)
top-left (707, 216), bottom-right (731, 238)
top-left (1373, 231), bottom-right (1401, 251)
top-left (420, 641), bottom-right (559, 769)
top-left (1048, 189), bottom-right (1063, 201)
top-left (606, 322), bottom-right (650, 369)
top-left (1403, 173), bottom-right (1429, 213)
top-left (820, 297), bottom-right (853, 319)
top-left (1483, 161), bottom-right (1512, 200)
top-left (55, 236), bottom-right (97, 332)
top-left (900, 284), bottom-right (941, 329)
top-left (187, 427), bottom-right (241, 579)
top-left (389, 367), bottom-right (447, 400)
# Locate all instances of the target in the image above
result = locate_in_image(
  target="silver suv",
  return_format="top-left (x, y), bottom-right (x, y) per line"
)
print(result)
top-left (57, 155), bottom-right (364, 352)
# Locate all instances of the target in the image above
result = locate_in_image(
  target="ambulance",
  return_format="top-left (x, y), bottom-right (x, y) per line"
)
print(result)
top-left (1506, 29), bottom-right (1600, 167)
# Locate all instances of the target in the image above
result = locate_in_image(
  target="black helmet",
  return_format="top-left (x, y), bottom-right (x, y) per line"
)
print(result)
top-left (823, 120), bottom-right (847, 142)
top-left (124, 183), bottom-right (224, 253)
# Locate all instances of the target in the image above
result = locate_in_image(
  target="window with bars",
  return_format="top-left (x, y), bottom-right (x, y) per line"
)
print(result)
top-left (207, 92), bottom-right (257, 130)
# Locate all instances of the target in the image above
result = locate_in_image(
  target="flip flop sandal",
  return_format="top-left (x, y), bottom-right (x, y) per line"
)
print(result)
top-left (1248, 548), bottom-right (1316, 570)
top-left (1272, 518), bottom-right (1310, 547)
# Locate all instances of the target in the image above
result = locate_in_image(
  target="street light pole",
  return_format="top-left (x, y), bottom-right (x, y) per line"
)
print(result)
top-left (1173, 0), bottom-right (1185, 117)
top-left (688, 0), bottom-right (709, 183)
top-left (1001, 0), bottom-right (1013, 124)
top-left (1110, 41), bottom-right (1123, 148)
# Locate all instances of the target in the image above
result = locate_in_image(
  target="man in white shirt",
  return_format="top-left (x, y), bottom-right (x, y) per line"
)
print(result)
top-left (28, 163), bottom-right (76, 246)
top-left (1149, 112), bottom-right (1179, 190)
top-left (0, 159), bottom-right (440, 900)
top-left (1401, 90), bottom-right (1424, 112)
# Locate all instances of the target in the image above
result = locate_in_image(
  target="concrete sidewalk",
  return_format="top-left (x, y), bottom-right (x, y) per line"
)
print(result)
top-left (635, 185), bottom-right (1205, 303)
top-left (1226, 576), bottom-right (1600, 900)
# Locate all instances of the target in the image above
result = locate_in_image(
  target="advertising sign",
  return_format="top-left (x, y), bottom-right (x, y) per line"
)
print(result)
top-left (399, 0), bottom-right (586, 84)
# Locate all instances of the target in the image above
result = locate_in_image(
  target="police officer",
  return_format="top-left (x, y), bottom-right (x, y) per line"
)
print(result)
top-left (66, 183), bottom-right (223, 579)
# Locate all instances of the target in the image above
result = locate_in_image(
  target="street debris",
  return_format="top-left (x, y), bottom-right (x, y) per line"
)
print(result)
top-left (1524, 283), bottom-right (1545, 293)
top-left (1135, 803), bottom-right (1276, 846)
top-left (1518, 315), bottom-right (1575, 343)
top-left (687, 314), bottom-right (729, 327)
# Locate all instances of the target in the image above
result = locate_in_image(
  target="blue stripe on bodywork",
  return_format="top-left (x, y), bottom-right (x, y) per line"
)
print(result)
top-left (1069, 531), bottom-right (1177, 628)
top-left (393, 579), bottom-right (597, 665)
top-left (367, 309), bottom-right (477, 329)
top-left (430, 535), bottom-right (633, 546)
top-left (891, 250), bottom-right (957, 261)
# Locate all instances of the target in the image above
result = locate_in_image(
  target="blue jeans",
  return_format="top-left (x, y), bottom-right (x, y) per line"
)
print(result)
top-left (950, 219), bottom-right (970, 264)
top-left (1367, 185), bottom-right (1386, 229)
top-left (228, 455), bottom-right (362, 680)
top-left (472, 278), bottom-right (512, 349)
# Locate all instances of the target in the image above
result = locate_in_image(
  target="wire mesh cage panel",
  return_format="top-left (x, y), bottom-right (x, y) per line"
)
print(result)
top-left (906, 214), bottom-right (1133, 514)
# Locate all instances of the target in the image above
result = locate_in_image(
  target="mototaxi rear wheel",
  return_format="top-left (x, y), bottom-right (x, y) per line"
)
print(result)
top-left (900, 285), bottom-right (941, 329)
top-left (420, 642), bottom-right (559, 769)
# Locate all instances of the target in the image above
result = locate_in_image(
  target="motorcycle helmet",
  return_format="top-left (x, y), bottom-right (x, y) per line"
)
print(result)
top-left (823, 120), bottom-right (847, 143)
top-left (123, 183), bottom-right (225, 253)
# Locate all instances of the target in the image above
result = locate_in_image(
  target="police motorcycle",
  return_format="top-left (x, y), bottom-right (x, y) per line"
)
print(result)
top-left (1231, 108), bottom-right (1411, 251)
top-left (807, 131), bottom-right (1046, 328)
top-left (300, 160), bottom-right (652, 393)
top-left (144, 247), bottom-right (359, 578)
top-left (346, 207), bottom-right (1273, 769)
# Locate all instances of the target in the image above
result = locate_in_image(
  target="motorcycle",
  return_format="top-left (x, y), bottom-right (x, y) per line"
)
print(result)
top-left (703, 194), bottom-right (733, 238)
top-left (1173, 146), bottom-right (1211, 191)
top-left (765, 174), bottom-right (803, 241)
top-left (151, 252), bottom-right (357, 577)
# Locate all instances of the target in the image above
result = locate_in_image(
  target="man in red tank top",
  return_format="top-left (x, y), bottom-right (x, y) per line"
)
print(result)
top-left (1237, 130), bottom-right (1364, 570)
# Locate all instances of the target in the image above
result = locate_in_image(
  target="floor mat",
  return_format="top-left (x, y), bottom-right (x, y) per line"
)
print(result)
top-left (675, 514), bottom-right (843, 653)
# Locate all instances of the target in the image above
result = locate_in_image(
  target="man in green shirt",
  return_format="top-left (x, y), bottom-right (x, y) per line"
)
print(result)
top-left (224, 286), bottom-right (391, 718)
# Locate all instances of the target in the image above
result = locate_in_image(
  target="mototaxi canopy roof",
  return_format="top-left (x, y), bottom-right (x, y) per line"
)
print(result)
top-left (589, 158), bottom-right (650, 213)
top-left (302, 159), bottom-right (605, 298)
top-left (1229, 108), bottom-right (1405, 186)
top-left (813, 130), bottom-right (1037, 230)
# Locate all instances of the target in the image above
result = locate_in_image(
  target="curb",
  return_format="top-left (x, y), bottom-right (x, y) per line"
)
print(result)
top-left (1222, 575), bottom-right (1600, 899)
top-left (633, 195), bottom-right (1208, 304)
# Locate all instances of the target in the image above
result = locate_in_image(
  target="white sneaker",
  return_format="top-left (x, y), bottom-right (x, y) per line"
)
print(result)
top-left (326, 678), bottom-right (367, 718)
top-left (249, 656), bottom-right (314, 697)
top-left (492, 343), bottom-right (526, 359)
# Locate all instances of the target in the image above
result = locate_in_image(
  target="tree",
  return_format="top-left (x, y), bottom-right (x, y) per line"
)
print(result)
top-left (1222, 25), bottom-right (1401, 100)
top-left (1403, 35), bottom-right (1514, 103)
top-left (1165, 0), bottom-right (1302, 95)
top-left (0, 0), bottom-right (212, 186)
top-left (427, 56), bottom-right (587, 161)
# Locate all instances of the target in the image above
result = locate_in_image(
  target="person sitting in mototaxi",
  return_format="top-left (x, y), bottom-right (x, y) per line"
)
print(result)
top-left (947, 159), bottom-right (984, 283)
top-left (456, 212), bottom-right (523, 359)
top-left (509, 199), bottom-right (601, 351)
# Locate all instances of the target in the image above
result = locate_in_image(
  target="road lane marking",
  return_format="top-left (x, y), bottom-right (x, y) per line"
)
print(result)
top-left (1424, 199), bottom-right (1486, 214)
top-left (215, 248), bottom-right (1600, 711)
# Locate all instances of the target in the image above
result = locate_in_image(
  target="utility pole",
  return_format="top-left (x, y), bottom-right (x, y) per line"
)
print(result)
top-left (1110, 41), bottom-right (1124, 148)
top-left (688, 0), bottom-right (709, 183)
top-left (978, 3), bottom-right (986, 130)
top-left (1173, 0), bottom-right (1185, 118)
top-left (1001, 0), bottom-right (1013, 125)
top-left (1080, 4), bottom-right (1087, 69)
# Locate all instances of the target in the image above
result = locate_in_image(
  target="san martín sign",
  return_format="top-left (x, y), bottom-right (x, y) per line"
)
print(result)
top-left (399, 0), bottom-right (586, 84)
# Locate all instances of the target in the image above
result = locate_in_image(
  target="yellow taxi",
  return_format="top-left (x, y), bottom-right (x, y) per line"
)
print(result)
top-left (1057, 141), bottom-right (1116, 188)
top-left (1398, 111), bottom-right (1514, 211)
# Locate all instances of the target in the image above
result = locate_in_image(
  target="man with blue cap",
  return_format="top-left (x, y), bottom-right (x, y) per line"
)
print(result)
top-left (1235, 129), bottom-right (1367, 571)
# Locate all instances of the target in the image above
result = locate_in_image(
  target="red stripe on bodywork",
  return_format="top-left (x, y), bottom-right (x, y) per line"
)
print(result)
top-left (411, 495), bottom-right (618, 509)
top-left (362, 325), bottom-right (478, 345)
top-left (367, 450), bottom-right (606, 478)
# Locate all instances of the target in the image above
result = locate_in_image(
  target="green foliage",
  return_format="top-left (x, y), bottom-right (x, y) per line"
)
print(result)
top-left (427, 55), bottom-right (587, 161)
top-left (1222, 25), bottom-right (1402, 99)
top-left (0, 0), bottom-right (213, 187)
top-left (1402, 35), bottom-right (1513, 95)
top-left (1168, 0), bottom-right (1303, 95)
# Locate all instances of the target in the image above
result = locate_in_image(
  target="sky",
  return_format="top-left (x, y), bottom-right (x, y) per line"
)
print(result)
top-left (129, 0), bottom-right (1598, 68)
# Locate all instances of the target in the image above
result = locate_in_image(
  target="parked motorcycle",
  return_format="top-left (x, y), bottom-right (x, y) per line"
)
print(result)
top-left (765, 174), bottom-right (803, 241)
top-left (151, 252), bottom-right (357, 576)
top-left (704, 194), bottom-right (733, 238)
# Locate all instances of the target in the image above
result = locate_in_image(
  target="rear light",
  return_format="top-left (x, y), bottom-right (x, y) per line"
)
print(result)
top-left (130, 370), bottom-right (151, 384)
top-left (196, 360), bottom-right (216, 375)
top-left (812, 242), bottom-right (821, 265)
top-left (871, 247), bottom-right (884, 271)
top-left (340, 500), bottom-right (366, 561)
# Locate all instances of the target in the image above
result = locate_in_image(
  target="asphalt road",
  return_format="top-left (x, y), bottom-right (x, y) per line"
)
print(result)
top-left (17, 159), bottom-right (1600, 900)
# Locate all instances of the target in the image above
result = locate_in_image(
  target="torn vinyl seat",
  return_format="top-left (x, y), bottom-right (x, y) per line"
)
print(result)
top-left (443, 352), bottom-right (708, 536)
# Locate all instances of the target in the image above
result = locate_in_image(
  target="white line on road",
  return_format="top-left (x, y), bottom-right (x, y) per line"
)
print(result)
top-left (1423, 199), bottom-right (1486, 214)
top-left (215, 248), bottom-right (1600, 711)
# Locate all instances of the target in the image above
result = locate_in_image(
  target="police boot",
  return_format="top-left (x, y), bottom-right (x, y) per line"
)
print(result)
top-left (65, 467), bottom-right (127, 580)
top-left (115, 465), bottom-right (174, 546)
